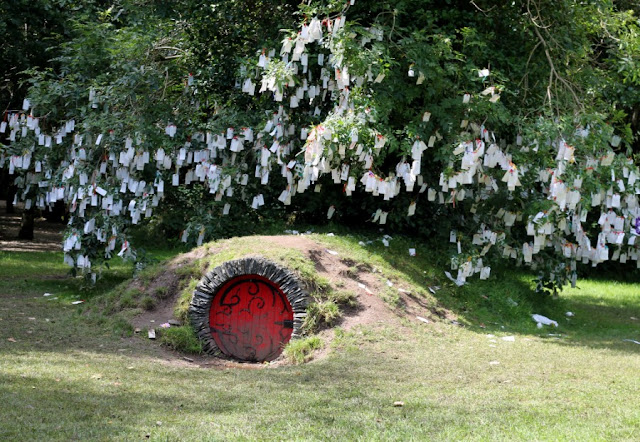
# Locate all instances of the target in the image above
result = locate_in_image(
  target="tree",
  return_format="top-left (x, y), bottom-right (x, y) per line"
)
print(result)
top-left (0, 0), bottom-right (111, 227)
top-left (1, 0), bottom-right (639, 293)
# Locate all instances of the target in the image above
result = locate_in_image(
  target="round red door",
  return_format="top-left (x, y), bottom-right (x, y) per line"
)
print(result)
top-left (208, 274), bottom-right (294, 361)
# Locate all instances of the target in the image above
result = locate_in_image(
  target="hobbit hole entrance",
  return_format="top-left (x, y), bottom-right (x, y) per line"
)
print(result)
top-left (189, 257), bottom-right (308, 362)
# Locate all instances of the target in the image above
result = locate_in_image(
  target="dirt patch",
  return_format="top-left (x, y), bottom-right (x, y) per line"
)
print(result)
top-left (127, 235), bottom-right (450, 368)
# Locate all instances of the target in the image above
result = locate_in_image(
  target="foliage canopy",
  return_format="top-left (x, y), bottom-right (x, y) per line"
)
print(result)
top-left (2, 0), bottom-right (640, 292)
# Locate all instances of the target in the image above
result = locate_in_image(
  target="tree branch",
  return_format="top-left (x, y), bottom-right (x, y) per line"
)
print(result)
top-left (527, 0), bottom-right (583, 111)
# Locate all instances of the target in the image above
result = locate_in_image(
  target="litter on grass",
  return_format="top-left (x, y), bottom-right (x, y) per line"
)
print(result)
top-left (532, 314), bottom-right (558, 327)
top-left (325, 249), bottom-right (339, 256)
top-left (444, 271), bottom-right (465, 286)
top-left (357, 282), bottom-right (374, 295)
top-left (623, 339), bottom-right (640, 345)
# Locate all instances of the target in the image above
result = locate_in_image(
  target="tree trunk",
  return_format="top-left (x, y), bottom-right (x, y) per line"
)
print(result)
top-left (44, 200), bottom-right (67, 223)
top-left (6, 185), bottom-right (16, 214)
top-left (18, 208), bottom-right (34, 240)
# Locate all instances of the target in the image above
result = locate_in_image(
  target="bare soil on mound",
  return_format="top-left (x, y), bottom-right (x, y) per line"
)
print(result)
top-left (130, 235), bottom-right (452, 368)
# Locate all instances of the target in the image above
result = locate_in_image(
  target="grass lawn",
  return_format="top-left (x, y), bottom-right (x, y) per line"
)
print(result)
top-left (1, 235), bottom-right (639, 441)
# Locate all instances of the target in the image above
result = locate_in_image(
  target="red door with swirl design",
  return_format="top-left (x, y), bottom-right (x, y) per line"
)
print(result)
top-left (209, 274), bottom-right (294, 361)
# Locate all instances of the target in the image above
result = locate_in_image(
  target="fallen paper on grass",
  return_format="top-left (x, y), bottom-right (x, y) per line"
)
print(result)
top-left (416, 316), bottom-right (429, 324)
top-left (71, 300), bottom-right (84, 305)
top-left (148, 329), bottom-right (156, 339)
top-left (444, 271), bottom-right (465, 286)
top-left (325, 249), bottom-right (339, 256)
top-left (357, 282), bottom-right (374, 295)
top-left (43, 293), bottom-right (53, 297)
top-left (532, 314), bottom-right (558, 327)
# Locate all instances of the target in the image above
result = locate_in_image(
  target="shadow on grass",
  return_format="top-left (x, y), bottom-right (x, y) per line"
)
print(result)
top-left (0, 345), bottom-right (412, 440)
top-left (542, 288), bottom-right (640, 353)
top-left (0, 250), bottom-right (176, 361)
top-left (331, 231), bottom-right (640, 355)
top-left (0, 368), bottom-right (248, 440)
top-left (0, 344), bottom-right (594, 441)
top-left (455, 277), bottom-right (640, 355)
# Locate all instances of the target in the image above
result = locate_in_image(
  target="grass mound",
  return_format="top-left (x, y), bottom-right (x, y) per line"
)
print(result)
top-left (78, 230), bottom-right (640, 365)
top-left (83, 233), bottom-right (456, 363)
